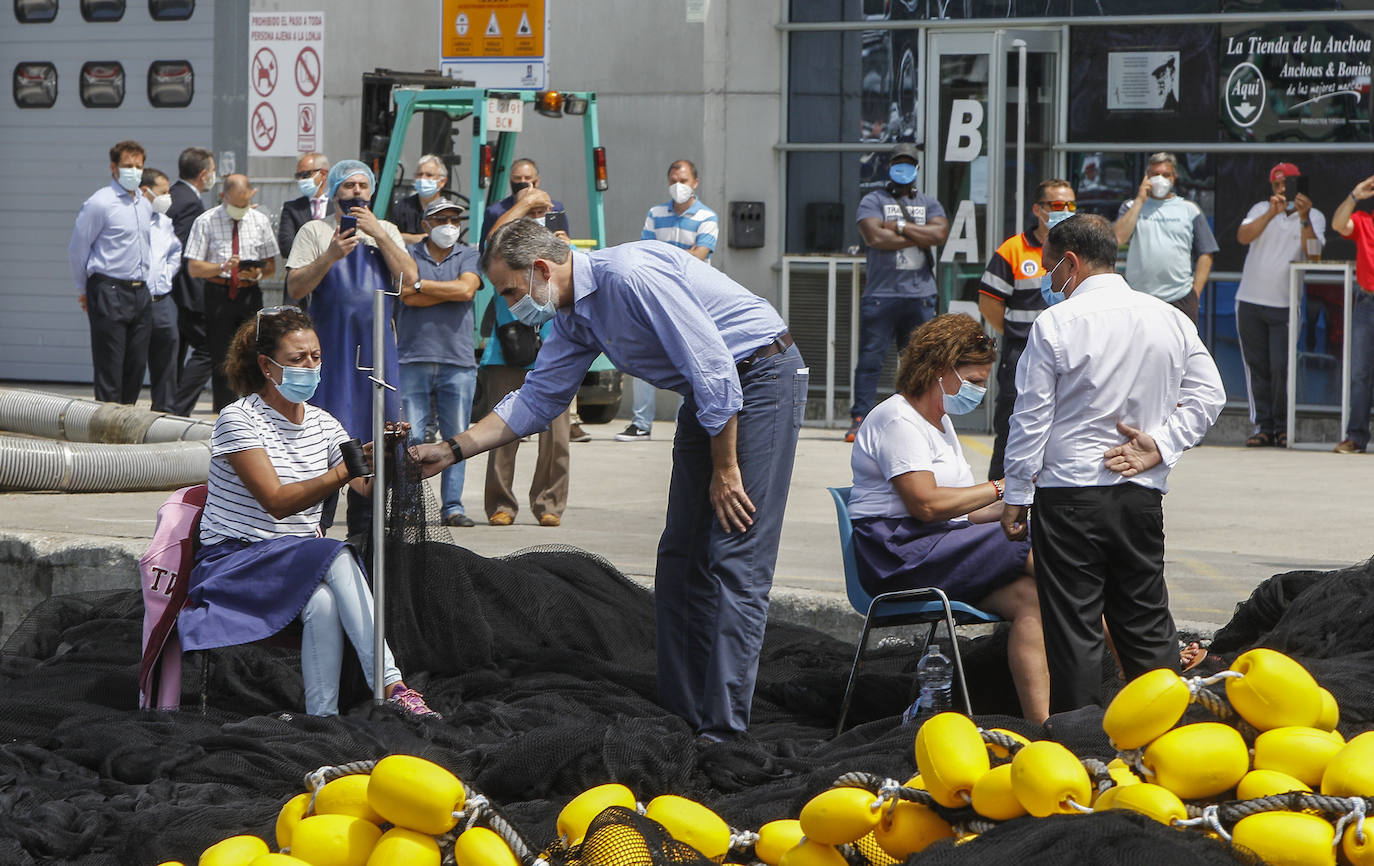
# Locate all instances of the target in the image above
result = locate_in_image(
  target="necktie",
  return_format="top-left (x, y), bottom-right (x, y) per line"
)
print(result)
top-left (229, 220), bottom-right (240, 300)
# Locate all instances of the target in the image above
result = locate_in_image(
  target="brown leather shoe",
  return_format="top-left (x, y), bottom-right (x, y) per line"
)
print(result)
top-left (538, 514), bottom-right (561, 527)
top-left (1334, 439), bottom-right (1366, 454)
top-left (488, 512), bottom-right (515, 525)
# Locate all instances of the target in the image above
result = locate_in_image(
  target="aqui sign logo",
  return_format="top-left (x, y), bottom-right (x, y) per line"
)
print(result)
top-left (1226, 61), bottom-right (1266, 127)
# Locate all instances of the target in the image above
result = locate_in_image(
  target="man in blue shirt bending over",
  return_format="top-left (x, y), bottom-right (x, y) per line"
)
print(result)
top-left (413, 219), bottom-right (807, 741)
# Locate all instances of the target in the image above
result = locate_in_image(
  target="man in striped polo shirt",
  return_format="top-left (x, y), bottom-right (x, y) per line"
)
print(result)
top-left (618, 159), bottom-right (720, 442)
top-left (978, 178), bottom-right (1076, 480)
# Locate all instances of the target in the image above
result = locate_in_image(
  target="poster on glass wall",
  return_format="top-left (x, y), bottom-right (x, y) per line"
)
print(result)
top-left (1220, 22), bottom-right (1374, 142)
top-left (1107, 51), bottom-right (1181, 110)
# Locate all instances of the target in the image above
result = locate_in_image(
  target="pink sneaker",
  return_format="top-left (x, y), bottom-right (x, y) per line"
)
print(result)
top-left (387, 685), bottom-right (442, 719)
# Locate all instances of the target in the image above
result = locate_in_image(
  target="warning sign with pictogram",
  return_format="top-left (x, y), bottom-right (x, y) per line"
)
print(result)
top-left (440, 0), bottom-right (547, 90)
top-left (247, 11), bottom-right (325, 156)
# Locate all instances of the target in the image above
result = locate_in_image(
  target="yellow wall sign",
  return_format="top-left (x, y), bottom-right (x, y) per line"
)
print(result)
top-left (442, 0), bottom-right (545, 59)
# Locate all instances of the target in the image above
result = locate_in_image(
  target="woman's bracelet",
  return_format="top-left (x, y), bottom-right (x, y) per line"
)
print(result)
top-left (990, 479), bottom-right (1005, 500)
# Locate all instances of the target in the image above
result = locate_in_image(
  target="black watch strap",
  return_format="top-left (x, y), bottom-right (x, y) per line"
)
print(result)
top-left (447, 436), bottom-right (465, 463)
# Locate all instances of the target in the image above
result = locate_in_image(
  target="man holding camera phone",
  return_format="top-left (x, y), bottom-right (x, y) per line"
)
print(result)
top-left (184, 173), bottom-right (279, 412)
top-left (1235, 162), bottom-right (1325, 449)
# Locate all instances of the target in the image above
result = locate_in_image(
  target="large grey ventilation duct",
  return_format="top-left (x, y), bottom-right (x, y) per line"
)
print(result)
top-left (0, 388), bottom-right (212, 443)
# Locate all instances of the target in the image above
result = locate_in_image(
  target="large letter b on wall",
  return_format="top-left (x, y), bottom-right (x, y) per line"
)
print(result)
top-left (944, 99), bottom-right (984, 163)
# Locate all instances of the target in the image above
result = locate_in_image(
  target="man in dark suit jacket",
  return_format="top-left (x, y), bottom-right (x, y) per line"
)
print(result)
top-left (167, 146), bottom-right (214, 416)
top-left (277, 152), bottom-right (330, 307)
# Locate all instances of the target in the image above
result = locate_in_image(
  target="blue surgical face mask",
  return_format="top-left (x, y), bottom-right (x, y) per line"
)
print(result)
top-left (415, 178), bottom-right (440, 197)
top-left (117, 167), bottom-right (142, 192)
top-left (941, 369), bottom-right (986, 415)
top-left (1040, 255), bottom-right (1068, 307)
top-left (889, 162), bottom-right (918, 186)
top-left (268, 357), bottom-right (321, 404)
top-left (509, 266), bottom-right (557, 328)
top-left (297, 177), bottom-right (319, 198)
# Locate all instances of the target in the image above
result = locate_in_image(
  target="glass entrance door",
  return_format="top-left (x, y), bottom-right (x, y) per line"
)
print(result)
top-left (924, 29), bottom-right (1061, 310)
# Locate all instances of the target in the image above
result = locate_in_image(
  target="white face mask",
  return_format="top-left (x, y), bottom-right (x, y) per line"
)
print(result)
top-left (669, 182), bottom-right (694, 205)
top-left (428, 224), bottom-right (461, 249)
top-left (532, 215), bottom-right (546, 227)
top-left (150, 193), bottom-right (172, 215)
top-left (1148, 175), bottom-right (1174, 199)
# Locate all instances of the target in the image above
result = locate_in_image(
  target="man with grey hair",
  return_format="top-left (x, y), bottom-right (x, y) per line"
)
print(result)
top-left (412, 221), bottom-right (807, 741)
top-left (278, 151), bottom-right (330, 262)
top-left (392, 154), bottom-right (462, 245)
top-left (1113, 152), bottom-right (1218, 324)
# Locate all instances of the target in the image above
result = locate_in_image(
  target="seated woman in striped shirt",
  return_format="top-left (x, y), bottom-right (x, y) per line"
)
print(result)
top-left (178, 306), bottom-right (437, 718)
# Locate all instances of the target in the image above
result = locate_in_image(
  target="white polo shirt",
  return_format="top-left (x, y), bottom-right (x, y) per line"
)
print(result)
top-left (1236, 202), bottom-right (1327, 308)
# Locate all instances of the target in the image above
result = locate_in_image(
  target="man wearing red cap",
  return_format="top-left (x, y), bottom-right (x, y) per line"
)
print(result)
top-left (1331, 172), bottom-right (1374, 453)
top-left (1235, 162), bottom-right (1324, 448)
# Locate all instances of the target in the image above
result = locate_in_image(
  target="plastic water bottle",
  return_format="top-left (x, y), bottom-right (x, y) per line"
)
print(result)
top-left (902, 644), bottom-right (954, 725)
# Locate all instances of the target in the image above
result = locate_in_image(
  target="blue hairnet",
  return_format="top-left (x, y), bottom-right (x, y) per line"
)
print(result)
top-left (326, 160), bottom-right (375, 201)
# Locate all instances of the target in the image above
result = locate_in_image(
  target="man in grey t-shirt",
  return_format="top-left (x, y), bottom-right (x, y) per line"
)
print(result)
top-left (1113, 151), bottom-right (1219, 325)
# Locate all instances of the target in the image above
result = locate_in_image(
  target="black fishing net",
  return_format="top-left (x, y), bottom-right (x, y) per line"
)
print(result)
top-left (1, 441), bottom-right (1371, 865)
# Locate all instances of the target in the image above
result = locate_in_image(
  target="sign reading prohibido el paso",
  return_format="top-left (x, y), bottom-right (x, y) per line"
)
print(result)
top-left (1220, 22), bottom-right (1373, 142)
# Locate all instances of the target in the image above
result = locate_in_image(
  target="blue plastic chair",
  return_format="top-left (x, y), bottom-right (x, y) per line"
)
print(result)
top-left (829, 486), bottom-right (1004, 735)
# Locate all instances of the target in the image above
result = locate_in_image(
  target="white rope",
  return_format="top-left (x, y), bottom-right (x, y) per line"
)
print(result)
top-left (1333, 798), bottom-right (1367, 849)
top-left (730, 829), bottom-right (761, 850)
top-left (305, 766), bottom-right (329, 815)
top-left (1064, 798), bottom-right (1093, 814)
top-left (1188, 670), bottom-right (1242, 695)
top-left (1203, 805), bottom-right (1230, 842)
top-left (454, 793), bottom-right (491, 833)
top-left (873, 778), bottom-right (903, 817)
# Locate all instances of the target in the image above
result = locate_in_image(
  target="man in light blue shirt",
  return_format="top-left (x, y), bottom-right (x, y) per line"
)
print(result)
top-left (68, 140), bottom-right (153, 405)
top-left (414, 221), bottom-right (807, 740)
top-left (139, 167), bottom-right (182, 414)
top-left (619, 159), bottom-right (721, 442)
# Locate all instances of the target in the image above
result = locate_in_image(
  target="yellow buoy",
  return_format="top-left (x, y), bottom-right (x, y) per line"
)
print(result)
top-left (1315, 688), bottom-right (1340, 732)
top-left (315, 775), bottom-right (385, 825)
top-left (366, 827), bottom-right (440, 866)
top-left (557, 784), bottom-right (637, 847)
top-left (902, 774), bottom-right (925, 790)
top-left (1105, 759), bottom-right (1141, 790)
top-left (1237, 769), bottom-right (1310, 800)
top-left (778, 840), bottom-right (847, 866)
top-left (1091, 786), bottom-right (1120, 810)
top-left (754, 820), bottom-right (805, 866)
top-left (797, 787), bottom-right (880, 846)
top-left (1102, 783), bottom-right (1186, 826)
top-left (852, 831), bottom-right (899, 866)
top-left (871, 800), bottom-right (953, 859)
top-left (580, 822), bottom-right (655, 866)
top-left (276, 793), bottom-right (311, 851)
top-left (1232, 811), bottom-right (1336, 866)
top-left (984, 728), bottom-right (1032, 760)
top-left (199, 835), bottom-right (269, 866)
top-left (453, 827), bottom-right (520, 866)
top-left (643, 795), bottom-right (731, 861)
top-left (1343, 822), bottom-right (1374, 866)
top-left (914, 713), bottom-right (990, 809)
top-left (969, 764), bottom-right (1027, 822)
top-left (1320, 730), bottom-right (1374, 797)
top-left (1253, 727), bottom-right (1345, 787)
top-left (1102, 668), bottom-right (1190, 750)
top-left (1225, 649), bottom-right (1323, 731)
top-left (366, 755), bottom-right (465, 836)
top-left (1142, 723), bottom-right (1249, 800)
top-left (289, 814), bottom-right (382, 866)
top-left (1009, 740), bottom-right (1091, 817)
top-left (249, 856), bottom-right (310, 866)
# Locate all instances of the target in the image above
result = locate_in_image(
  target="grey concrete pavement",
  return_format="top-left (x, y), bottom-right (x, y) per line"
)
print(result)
top-left (2, 385), bottom-right (1371, 644)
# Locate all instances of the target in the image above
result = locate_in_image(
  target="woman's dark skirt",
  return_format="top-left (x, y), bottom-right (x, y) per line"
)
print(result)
top-left (851, 516), bottom-right (1031, 603)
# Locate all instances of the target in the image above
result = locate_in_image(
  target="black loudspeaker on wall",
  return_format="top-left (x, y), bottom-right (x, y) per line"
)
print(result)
top-left (805, 202), bottom-right (844, 252)
top-left (728, 201), bottom-right (766, 249)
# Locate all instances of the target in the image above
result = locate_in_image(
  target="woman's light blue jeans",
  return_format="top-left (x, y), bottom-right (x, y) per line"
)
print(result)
top-left (299, 549), bottom-right (402, 715)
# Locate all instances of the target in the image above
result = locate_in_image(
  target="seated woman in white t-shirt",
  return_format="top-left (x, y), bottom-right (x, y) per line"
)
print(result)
top-left (177, 306), bottom-right (438, 718)
top-left (849, 313), bottom-right (1048, 724)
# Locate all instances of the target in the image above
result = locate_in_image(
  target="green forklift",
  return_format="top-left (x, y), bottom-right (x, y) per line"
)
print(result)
top-left (364, 73), bottom-right (623, 423)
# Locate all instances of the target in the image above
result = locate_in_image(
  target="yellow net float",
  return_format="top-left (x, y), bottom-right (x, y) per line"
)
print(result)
top-left (1009, 740), bottom-right (1091, 817)
top-left (1091, 786), bottom-right (1120, 810)
top-left (314, 775), bottom-right (385, 825)
top-left (1105, 758), bottom-right (1141, 790)
top-left (754, 819), bottom-right (805, 866)
top-left (642, 794), bottom-right (731, 861)
top-left (1315, 687), bottom-right (1340, 732)
top-left (778, 839), bottom-right (847, 866)
top-left (365, 755), bottom-right (465, 836)
top-left (248, 856), bottom-right (309, 866)
top-left (366, 827), bottom-right (440, 866)
top-left (871, 799), bottom-right (953, 858)
top-left (914, 713), bottom-right (990, 809)
top-left (983, 728), bottom-right (1031, 760)
top-left (852, 830), bottom-right (900, 866)
top-left (797, 786), bottom-right (880, 846)
top-left (580, 822), bottom-right (655, 866)
top-left (1225, 648), bottom-right (1323, 731)
top-left (1142, 723), bottom-right (1250, 800)
top-left (556, 783), bottom-right (637, 848)
top-left (453, 826), bottom-right (520, 866)
top-left (1100, 783), bottom-right (1187, 827)
top-left (1232, 811), bottom-right (1337, 866)
top-left (1343, 821), bottom-right (1374, 866)
top-left (1320, 730), bottom-right (1374, 797)
top-left (1102, 668), bottom-right (1190, 751)
top-left (198, 835), bottom-right (269, 866)
top-left (1252, 726), bottom-right (1346, 787)
top-left (276, 793), bottom-right (312, 851)
top-left (969, 764), bottom-right (1027, 822)
top-left (289, 814), bottom-right (382, 866)
top-left (1236, 769), bottom-right (1311, 800)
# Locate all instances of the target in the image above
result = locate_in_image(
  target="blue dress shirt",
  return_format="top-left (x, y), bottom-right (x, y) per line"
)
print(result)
top-left (148, 212), bottom-right (182, 299)
top-left (493, 241), bottom-right (787, 437)
top-left (68, 179), bottom-right (152, 292)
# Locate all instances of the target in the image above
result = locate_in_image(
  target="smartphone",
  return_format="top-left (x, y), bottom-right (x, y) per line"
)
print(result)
top-left (1285, 175), bottom-right (1309, 203)
top-left (339, 214), bottom-right (358, 234)
top-left (237, 259), bottom-right (265, 271)
top-left (544, 210), bottom-right (569, 235)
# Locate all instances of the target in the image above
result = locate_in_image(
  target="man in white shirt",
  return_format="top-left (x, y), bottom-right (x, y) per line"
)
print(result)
top-left (140, 167), bottom-right (182, 413)
top-left (1001, 214), bottom-right (1225, 713)
top-left (1235, 162), bottom-right (1324, 448)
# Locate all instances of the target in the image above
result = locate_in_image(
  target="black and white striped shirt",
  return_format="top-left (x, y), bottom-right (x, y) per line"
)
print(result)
top-left (201, 393), bottom-right (348, 546)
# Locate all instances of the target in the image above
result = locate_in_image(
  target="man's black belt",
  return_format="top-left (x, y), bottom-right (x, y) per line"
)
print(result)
top-left (92, 274), bottom-right (145, 289)
top-left (737, 331), bottom-right (794, 372)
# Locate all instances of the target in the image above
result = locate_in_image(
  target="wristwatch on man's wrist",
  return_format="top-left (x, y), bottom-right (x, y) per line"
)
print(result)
top-left (412, 279), bottom-right (423, 294)
top-left (895, 218), bottom-right (907, 234)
